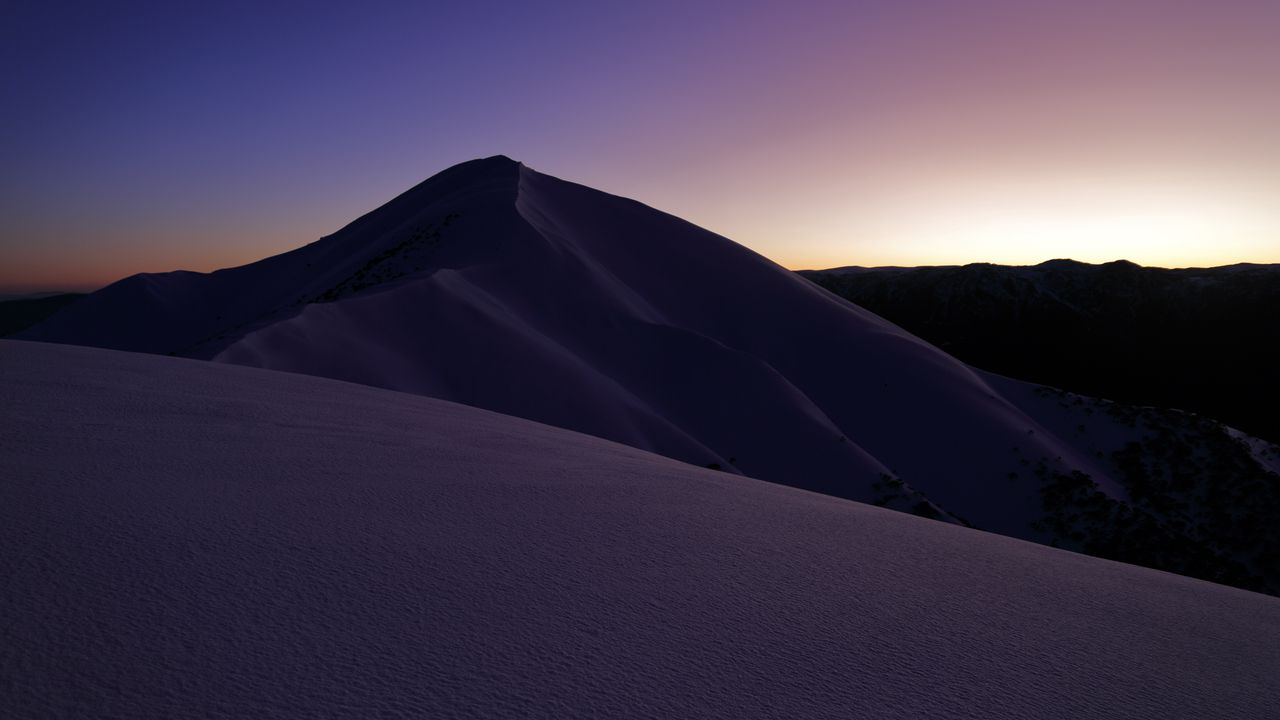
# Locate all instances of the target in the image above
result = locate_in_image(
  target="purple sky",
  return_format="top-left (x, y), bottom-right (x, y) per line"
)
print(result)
top-left (3, 0), bottom-right (1279, 292)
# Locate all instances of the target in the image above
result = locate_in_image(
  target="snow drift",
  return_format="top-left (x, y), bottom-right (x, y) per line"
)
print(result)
top-left (2, 339), bottom-right (1277, 719)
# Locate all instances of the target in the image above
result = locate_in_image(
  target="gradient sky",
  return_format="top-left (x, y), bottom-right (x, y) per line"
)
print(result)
top-left (3, 0), bottom-right (1279, 292)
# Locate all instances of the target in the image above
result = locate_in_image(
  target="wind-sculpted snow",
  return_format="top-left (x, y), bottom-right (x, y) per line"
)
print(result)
top-left (3, 340), bottom-right (1278, 719)
top-left (17, 157), bottom-right (1280, 594)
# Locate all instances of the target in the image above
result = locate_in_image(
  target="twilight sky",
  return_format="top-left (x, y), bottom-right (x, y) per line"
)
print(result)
top-left (3, 0), bottom-right (1279, 292)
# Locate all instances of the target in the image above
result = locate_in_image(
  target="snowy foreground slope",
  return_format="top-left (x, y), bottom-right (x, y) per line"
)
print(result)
top-left (3, 340), bottom-right (1278, 719)
top-left (19, 157), bottom-right (1280, 594)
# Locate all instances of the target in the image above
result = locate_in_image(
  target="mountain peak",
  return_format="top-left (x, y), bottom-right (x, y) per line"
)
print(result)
top-left (425, 155), bottom-right (521, 180)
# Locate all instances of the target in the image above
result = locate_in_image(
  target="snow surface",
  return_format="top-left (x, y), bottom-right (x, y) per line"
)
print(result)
top-left (3, 339), bottom-right (1279, 719)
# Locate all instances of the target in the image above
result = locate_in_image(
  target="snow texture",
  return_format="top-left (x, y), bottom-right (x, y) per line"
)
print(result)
top-left (3, 339), bottom-right (1279, 719)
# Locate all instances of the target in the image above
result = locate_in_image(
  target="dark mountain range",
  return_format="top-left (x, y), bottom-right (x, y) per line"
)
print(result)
top-left (802, 260), bottom-right (1280, 446)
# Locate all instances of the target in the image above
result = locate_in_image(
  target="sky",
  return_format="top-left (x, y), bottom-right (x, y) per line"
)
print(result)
top-left (2, 0), bottom-right (1278, 292)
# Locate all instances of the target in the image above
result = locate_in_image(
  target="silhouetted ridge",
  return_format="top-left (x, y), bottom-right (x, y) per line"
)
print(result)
top-left (0, 293), bottom-right (84, 337)
top-left (803, 260), bottom-right (1280, 445)
top-left (321, 154), bottom-right (521, 244)
top-left (16, 157), bottom-right (527, 357)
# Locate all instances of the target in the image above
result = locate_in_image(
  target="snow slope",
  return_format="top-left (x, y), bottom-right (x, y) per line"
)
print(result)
top-left (2, 339), bottom-right (1278, 719)
top-left (18, 157), bottom-right (1280, 594)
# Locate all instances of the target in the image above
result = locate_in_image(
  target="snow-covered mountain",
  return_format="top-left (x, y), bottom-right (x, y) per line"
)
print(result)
top-left (19, 157), bottom-right (1280, 594)
top-left (3, 340), bottom-right (1277, 719)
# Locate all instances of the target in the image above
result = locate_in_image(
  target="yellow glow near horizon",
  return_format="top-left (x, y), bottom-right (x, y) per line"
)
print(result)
top-left (732, 172), bottom-right (1280, 271)
top-left (881, 185), bottom-right (1272, 268)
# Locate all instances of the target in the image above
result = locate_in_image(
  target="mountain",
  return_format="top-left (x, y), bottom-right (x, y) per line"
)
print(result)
top-left (0, 292), bottom-right (84, 337)
top-left (3, 339), bottom-right (1277, 719)
top-left (801, 260), bottom-right (1280, 445)
top-left (19, 157), bottom-right (1280, 594)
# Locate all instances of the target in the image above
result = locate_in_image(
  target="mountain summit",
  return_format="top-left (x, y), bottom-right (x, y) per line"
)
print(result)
top-left (22, 158), bottom-right (1280, 593)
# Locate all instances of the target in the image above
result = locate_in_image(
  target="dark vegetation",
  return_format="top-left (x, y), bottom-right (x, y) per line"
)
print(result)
top-left (0, 293), bottom-right (85, 337)
top-left (312, 212), bottom-right (460, 304)
top-left (176, 213), bottom-right (464, 356)
top-left (871, 472), bottom-right (970, 526)
top-left (1025, 387), bottom-right (1280, 596)
top-left (802, 260), bottom-right (1280, 444)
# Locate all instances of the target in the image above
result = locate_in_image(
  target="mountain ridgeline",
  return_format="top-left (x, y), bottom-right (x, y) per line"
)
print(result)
top-left (0, 293), bottom-right (84, 337)
top-left (801, 261), bottom-right (1280, 446)
top-left (19, 157), bottom-right (1280, 595)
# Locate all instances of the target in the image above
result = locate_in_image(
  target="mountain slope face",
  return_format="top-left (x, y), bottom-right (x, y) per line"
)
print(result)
top-left (21, 157), bottom-right (1280, 594)
top-left (801, 260), bottom-right (1280, 445)
top-left (4, 340), bottom-right (1279, 719)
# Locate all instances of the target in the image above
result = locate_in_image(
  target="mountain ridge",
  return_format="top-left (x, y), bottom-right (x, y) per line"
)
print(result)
top-left (802, 259), bottom-right (1280, 445)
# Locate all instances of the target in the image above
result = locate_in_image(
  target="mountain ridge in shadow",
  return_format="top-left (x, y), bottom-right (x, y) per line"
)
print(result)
top-left (801, 259), bottom-right (1280, 445)
top-left (0, 293), bottom-right (85, 337)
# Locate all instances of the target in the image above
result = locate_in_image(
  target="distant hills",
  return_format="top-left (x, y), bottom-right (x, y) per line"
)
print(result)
top-left (0, 293), bottom-right (84, 337)
top-left (16, 157), bottom-right (1280, 594)
top-left (801, 260), bottom-right (1280, 446)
